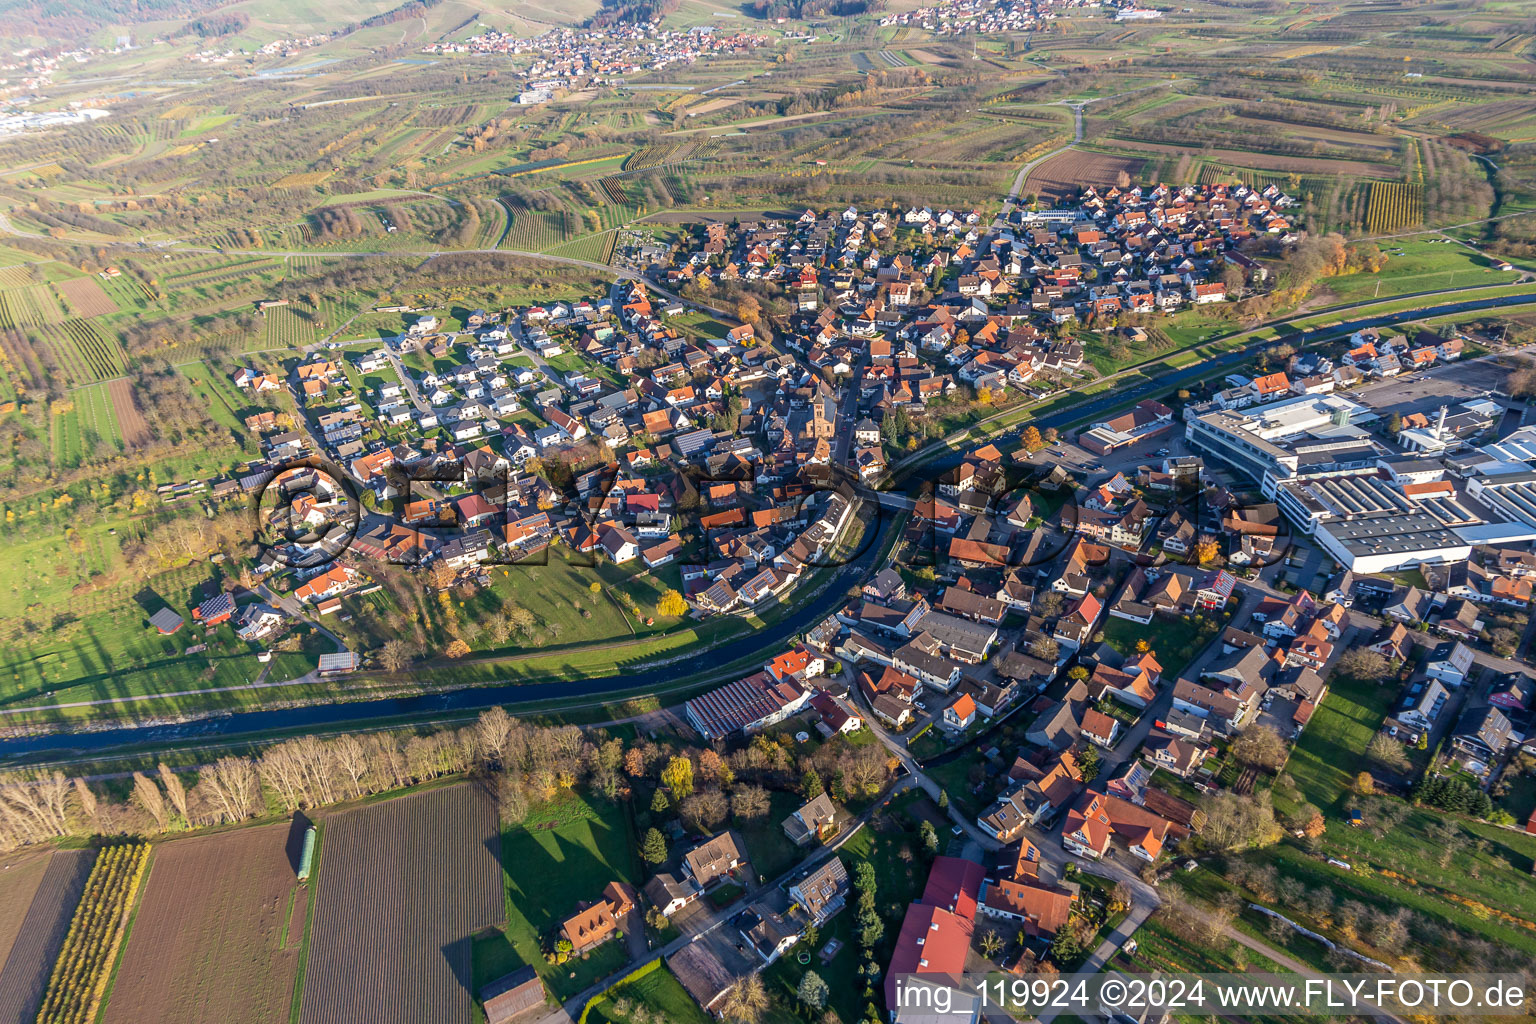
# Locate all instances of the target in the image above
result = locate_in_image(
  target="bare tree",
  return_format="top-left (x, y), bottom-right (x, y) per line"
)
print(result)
top-left (680, 789), bottom-right (730, 832)
top-left (379, 638), bottom-right (414, 672)
top-left (292, 735), bottom-right (338, 805)
top-left (363, 732), bottom-right (410, 791)
top-left (476, 707), bottom-right (513, 768)
top-left (159, 763), bottom-right (189, 822)
top-left (259, 740), bottom-right (308, 811)
top-left (498, 772), bottom-right (529, 825)
top-left (1230, 726), bottom-right (1288, 772)
top-left (718, 975), bottom-right (769, 1024)
top-left (133, 772), bottom-right (168, 831)
top-left (72, 778), bottom-right (98, 828)
top-left (0, 773), bottom-right (74, 848)
top-left (731, 785), bottom-right (772, 821)
top-left (202, 756), bottom-right (261, 823)
top-left (331, 734), bottom-right (369, 799)
top-left (839, 744), bottom-right (889, 797)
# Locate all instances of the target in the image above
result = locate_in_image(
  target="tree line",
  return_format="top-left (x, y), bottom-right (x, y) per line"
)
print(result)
top-left (0, 706), bottom-right (895, 855)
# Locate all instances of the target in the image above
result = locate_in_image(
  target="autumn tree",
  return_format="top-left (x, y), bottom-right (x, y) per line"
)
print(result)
top-left (1194, 534), bottom-right (1221, 564)
top-left (662, 755), bottom-right (695, 799)
top-left (658, 589), bottom-right (688, 616)
top-left (699, 749), bottom-right (734, 786)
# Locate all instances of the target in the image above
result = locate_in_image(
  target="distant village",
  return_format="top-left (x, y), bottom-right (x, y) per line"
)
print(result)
top-left (421, 23), bottom-right (767, 100)
top-left (880, 0), bottom-right (1158, 34)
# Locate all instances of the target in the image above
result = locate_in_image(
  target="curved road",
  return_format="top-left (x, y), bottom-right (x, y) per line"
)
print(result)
top-left (5, 289), bottom-right (1530, 762)
top-left (890, 288), bottom-right (1536, 486)
top-left (0, 513), bottom-right (890, 762)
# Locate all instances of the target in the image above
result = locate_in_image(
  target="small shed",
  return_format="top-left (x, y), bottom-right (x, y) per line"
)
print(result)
top-left (480, 966), bottom-right (547, 1024)
top-left (149, 608), bottom-right (184, 635)
top-left (317, 652), bottom-right (359, 675)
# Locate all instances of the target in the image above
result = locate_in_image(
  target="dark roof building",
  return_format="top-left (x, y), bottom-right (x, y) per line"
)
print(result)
top-left (480, 967), bottom-right (546, 1024)
top-left (683, 830), bottom-right (746, 887)
top-left (149, 607), bottom-right (184, 634)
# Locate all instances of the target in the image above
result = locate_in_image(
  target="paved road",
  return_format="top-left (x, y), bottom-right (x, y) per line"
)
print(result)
top-left (997, 81), bottom-right (1176, 227)
top-left (1222, 924), bottom-right (1412, 1024)
top-left (378, 337), bottom-right (432, 414)
top-left (0, 510), bottom-right (891, 761)
top-left (889, 289), bottom-right (1536, 488)
top-left (848, 667), bottom-right (1163, 934)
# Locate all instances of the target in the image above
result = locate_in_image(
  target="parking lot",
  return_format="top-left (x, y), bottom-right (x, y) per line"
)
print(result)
top-left (1352, 360), bottom-right (1509, 417)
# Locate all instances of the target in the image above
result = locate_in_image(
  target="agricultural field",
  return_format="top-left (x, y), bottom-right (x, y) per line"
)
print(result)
top-left (102, 823), bottom-right (305, 1024)
top-left (34, 843), bottom-right (149, 1024)
top-left (56, 277), bottom-right (118, 318)
top-left (1024, 150), bottom-right (1145, 203)
top-left (107, 378), bottom-right (151, 447)
top-left (298, 784), bottom-right (502, 1024)
top-left (0, 850), bottom-right (53, 968)
top-left (1366, 181), bottom-right (1424, 232)
top-left (0, 850), bottom-right (96, 1024)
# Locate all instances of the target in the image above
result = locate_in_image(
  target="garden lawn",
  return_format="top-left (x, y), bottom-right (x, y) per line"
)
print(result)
top-left (481, 790), bottom-right (643, 1001)
top-left (583, 962), bottom-right (710, 1024)
top-left (0, 565), bottom-right (332, 719)
top-left (738, 789), bottom-right (812, 883)
top-left (1321, 240), bottom-right (1521, 304)
top-left (459, 548), bottom-right (683, 654)
top-left (1098, 613), bottom-right (1221, 677)
top-left (1279, 674), bottom-right (1393, 815)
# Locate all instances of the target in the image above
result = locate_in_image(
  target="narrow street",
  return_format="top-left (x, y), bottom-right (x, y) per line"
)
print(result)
top-left (849, 670), bottom-right (1164, 943)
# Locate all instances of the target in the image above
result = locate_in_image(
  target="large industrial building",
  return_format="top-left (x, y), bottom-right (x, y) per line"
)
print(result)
top-left (1185, 393), bottom-right (1536, 573)
top-left (1183, 393), bottom-right (1382, 497)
